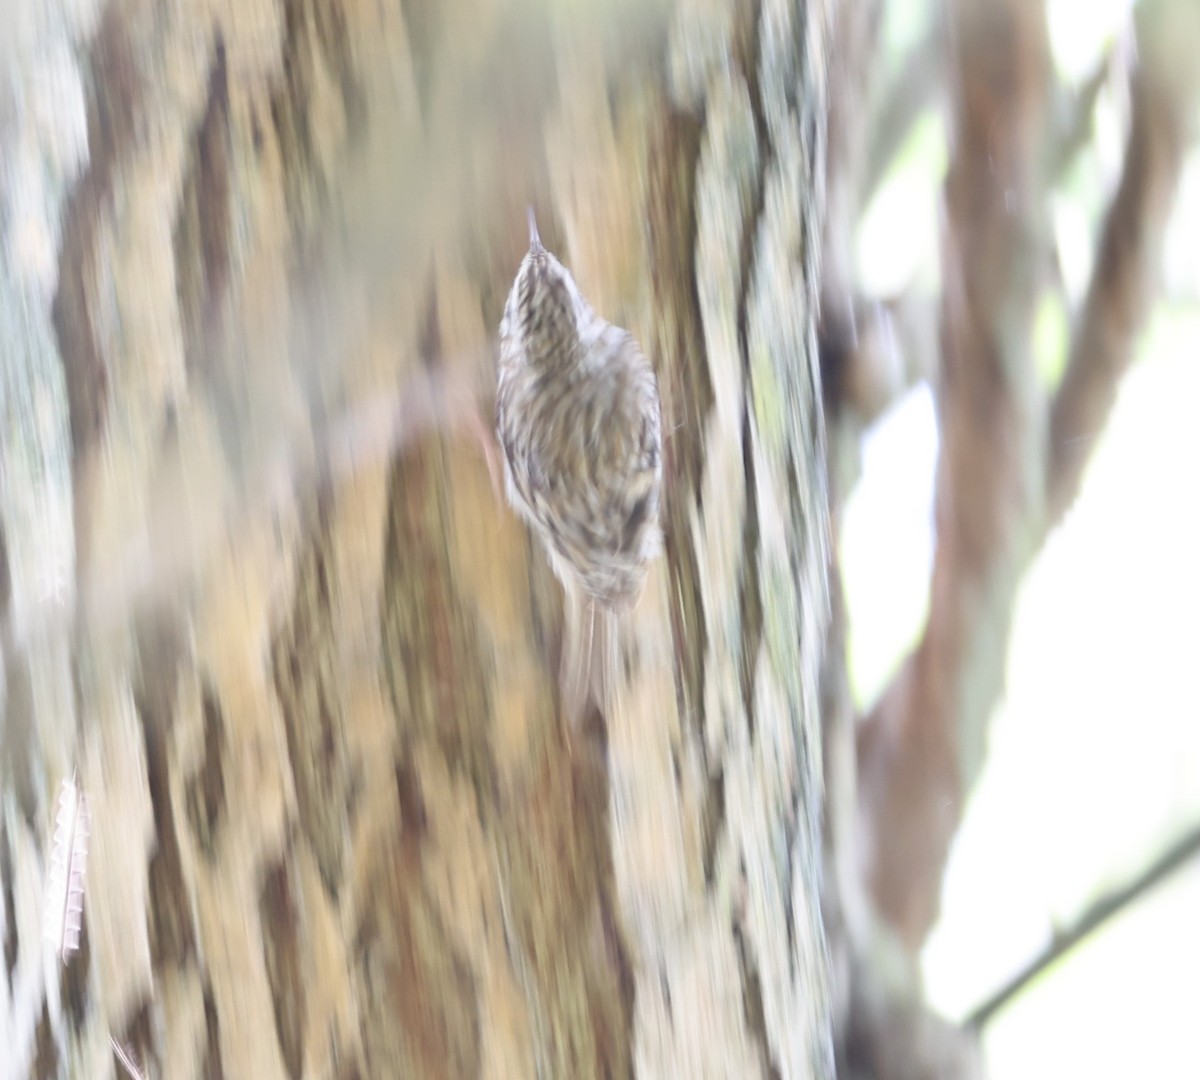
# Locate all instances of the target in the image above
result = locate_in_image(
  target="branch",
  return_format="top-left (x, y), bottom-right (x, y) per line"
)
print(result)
top-left (966, 822), bottom-right (1200, 1029)
top-left (856, 0), bottom-right (1053, 950)
top-left (1047, 0), bottom-right (1200, 526)
top-left (856, 0), bottom-right (1200, 953)
top-left (835, 292), bottom-right (939, 424)
top-left (827, 36), bottom-right (1110, 442)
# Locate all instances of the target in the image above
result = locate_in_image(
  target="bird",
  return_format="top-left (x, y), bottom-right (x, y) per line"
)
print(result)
top-left (495, 208), bottom-right (663, 730)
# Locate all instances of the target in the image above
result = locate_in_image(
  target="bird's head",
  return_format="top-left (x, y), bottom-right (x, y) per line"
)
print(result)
top-left (502, 208), bottom-right (584, 368)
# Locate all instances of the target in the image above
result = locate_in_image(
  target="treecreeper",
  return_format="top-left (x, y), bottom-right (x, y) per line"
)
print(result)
top-left (496, 208), bottom-right (663, 730)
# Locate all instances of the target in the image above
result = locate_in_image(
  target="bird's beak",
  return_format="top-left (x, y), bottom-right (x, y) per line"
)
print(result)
top-left (527, 206), bottom-right (544, 255)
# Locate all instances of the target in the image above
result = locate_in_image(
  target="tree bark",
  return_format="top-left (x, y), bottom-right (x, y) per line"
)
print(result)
top-left (1, 0), bottom-right (833, 1077)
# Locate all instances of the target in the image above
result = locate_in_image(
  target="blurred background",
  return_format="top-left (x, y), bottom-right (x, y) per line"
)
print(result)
top-left (825, 0), bottom-right (1200, 1076)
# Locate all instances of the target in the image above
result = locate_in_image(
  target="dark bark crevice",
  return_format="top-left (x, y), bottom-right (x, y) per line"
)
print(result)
top-left (185, 688), bottom-right (228, 858)
top-left (51, 8), bottom-right (143, 466)
top-left (260, 858), bottom-right (306, 1079)
top-left (174, 36), bottom-right (233, 384)
top-left (734, 919), bottom-right (783, 1080)
top-left (271, 518), bottom-right (358, 899)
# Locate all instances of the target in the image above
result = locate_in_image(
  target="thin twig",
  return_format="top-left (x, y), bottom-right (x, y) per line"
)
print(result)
top-left (1047, 0), bottom-right (1200, 525)
top-left (966, 822), bottom-right (1200, 1029)
top-left (857, 0), bottom-right (1200, 952)
top-left (856, 0), bottom-right (1054, 950)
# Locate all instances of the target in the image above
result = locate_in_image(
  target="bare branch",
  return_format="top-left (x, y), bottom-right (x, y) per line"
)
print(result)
top-left (844, 293), bottom-right (939, 423)
top-left (1047, 0), bottom-right (1200, 525)
top-left (856, 0), bottom-right (1200, 954)
top-left (966, 821), bottom-right (1200, 1029)
top-left (856, 0), bottom-right (1053, 950)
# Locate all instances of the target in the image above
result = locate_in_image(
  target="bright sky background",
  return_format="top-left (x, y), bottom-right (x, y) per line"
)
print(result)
top-left (842, 0), bottom-right (1200, 1075)
top-left (922, 312), bottom-right (1200, 1074)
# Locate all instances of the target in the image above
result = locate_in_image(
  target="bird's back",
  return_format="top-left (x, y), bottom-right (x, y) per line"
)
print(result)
top-left (497, 324), bottom-right (662, 609)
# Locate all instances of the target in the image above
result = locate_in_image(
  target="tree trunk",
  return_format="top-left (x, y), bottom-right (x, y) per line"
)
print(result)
top-left (0, 0), bottom-right (833, 1076)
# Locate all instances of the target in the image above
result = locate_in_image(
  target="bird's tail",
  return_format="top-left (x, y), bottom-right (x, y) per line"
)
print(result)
top-left (590, 604), bottom-right (620, 723)
top-left (559, 590), bottom-right (620, 732)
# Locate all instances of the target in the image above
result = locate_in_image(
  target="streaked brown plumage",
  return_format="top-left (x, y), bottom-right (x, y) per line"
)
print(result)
top-left (496, 209), bottom-right (662, 725)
